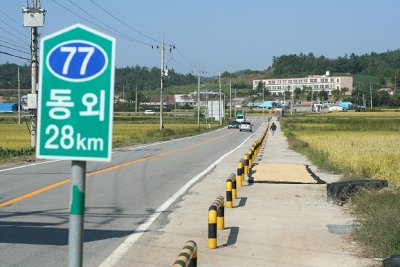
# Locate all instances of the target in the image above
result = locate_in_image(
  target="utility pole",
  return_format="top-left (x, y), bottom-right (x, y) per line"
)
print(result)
top-left (395, 74), bottom-right (397, 95)
top-left (18, 67), bottom-right (21, 124)
top-left (262, 84), bottom-right (265, 115)
top-left (229, 78), bottom-right (232, 119)
top-left (197, 70), bottom-right (206, 127)
top-left (234, 88), bottom-right (237, 117)
top-left (363, 93), bottom-right (366, 107)
top-left (23, 0), bottom-right (45, 148)
top-left (370, 83), bottom-right (373, 110)
top-left (122, 82), bottom-right (125, 102)
top-left (160, 35), bottom-right (165, 131)
top-left (135, 85), bottom-right (138, 112)
top-left (219, 73), bottom-right (222, 125)
top-left (205, 87), bottom-right (208, 125)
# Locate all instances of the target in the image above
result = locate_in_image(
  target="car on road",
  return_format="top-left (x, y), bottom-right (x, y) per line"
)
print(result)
top-left (239, 121), bottom-right (253, 132)
top-left (144, 110), bottom-right (156, 114)
top-left (228, 120), bottom-right (240, 129)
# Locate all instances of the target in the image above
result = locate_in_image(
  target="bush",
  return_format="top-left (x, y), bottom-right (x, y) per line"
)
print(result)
top-left (0, 147), bottom-right (34, 160)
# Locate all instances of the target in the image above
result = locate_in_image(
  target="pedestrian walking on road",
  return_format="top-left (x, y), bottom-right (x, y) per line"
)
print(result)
top-left (270, 122), bottom-right (277, 135)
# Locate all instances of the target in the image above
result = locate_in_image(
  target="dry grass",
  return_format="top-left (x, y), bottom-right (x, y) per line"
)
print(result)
top-left (294, 131), bottom-right (400, 186)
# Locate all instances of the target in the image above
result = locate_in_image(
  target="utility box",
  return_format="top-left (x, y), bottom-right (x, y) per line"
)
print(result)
top-left (22, 7), bottom-right (46, 27)
top-left (27, 94), bottom-right (37, 109)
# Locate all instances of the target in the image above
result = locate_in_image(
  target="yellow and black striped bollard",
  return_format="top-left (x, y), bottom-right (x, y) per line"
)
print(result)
top-left (243, 153), bottom-right (249, 177)
top-left (229, 173), bottom-right (237, 200)
top-left (208, 196), bottom-right (224, 249)
top-left (173, 240), bottom-right (197, 267)
top-left (236, 160), bottom-right (244, 187)
top-left (226, 178), bottom-right (233, 208)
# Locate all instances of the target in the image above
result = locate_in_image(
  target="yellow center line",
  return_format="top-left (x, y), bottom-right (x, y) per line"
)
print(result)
top-left (0, 131), bottom-right (232, 208)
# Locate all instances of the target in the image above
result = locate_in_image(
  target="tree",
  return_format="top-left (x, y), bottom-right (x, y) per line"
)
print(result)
top-left (294, 87), bottom-right (302, 101)
top-left (378, 75), bottom-right (387, 87)
top-left (318, 90), bottom-right (329, 102)
top-left (255, 81), bottom-right (265, 95)
top-left (331, 89), bottom-right (342, 102)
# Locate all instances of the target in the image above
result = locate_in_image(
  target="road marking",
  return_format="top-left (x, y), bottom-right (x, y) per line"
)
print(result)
top-left (99, 124), bottom-right (262, 267)
top-left (0, 132), bottom-right (232, 208)
top-left (0, 159), bottom-right (62, 173)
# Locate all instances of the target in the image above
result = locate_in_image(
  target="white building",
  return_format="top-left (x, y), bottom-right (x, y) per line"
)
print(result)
top-left (253, 72), bottom-right (353, 96)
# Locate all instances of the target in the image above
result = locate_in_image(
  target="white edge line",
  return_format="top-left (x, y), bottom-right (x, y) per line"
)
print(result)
top-left (0, 159), bottom-right (62, 173)
top-left (99, 123), bottom-right (263, 267)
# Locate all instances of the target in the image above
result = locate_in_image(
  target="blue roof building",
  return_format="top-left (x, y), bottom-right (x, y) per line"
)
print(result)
top-left (0, 103), bottom-right (18, 112)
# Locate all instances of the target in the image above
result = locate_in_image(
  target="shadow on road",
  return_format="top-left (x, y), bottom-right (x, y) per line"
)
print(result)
top-left (219, 226), bottom-right (239, 248)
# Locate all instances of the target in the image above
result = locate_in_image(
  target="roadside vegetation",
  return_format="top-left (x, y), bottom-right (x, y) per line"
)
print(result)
top-left (281, 112), bottom-right (400, 257)
top-left (0, 113), bottom-right (223, 163)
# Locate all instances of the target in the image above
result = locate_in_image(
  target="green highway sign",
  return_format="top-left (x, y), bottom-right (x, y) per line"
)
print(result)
top-left (37, 24), bottom-right (115, 161)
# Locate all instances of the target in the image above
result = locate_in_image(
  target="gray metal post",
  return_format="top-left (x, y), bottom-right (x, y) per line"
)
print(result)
top-left (135, 85), bottom-right (138, 112)
top-left (197, 71), bottom-right (200, 127)
top-left (219, 73), bottom-right (222, 125)
top-left (68, 160), bottom-right (86, 267)
top-left (229, 78), bottom-right (232, 119)
top-left (18, 67), bottom-right (21, 124)
top-left (160, 35), bottom-right (164, 131)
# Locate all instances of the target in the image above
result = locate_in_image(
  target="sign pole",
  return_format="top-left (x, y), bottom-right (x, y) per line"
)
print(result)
top-left (37, 23), bottom-right (115, 266)
top-left (68, 160), bottom-right (86, 267)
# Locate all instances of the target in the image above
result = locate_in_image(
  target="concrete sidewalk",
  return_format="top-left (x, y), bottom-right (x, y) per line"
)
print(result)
top-left (114, 117), bottom-right (375, 267)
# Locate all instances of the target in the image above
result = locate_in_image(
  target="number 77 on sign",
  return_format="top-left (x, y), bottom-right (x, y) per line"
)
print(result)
top-left (37, 24), bottom-right (116, 162)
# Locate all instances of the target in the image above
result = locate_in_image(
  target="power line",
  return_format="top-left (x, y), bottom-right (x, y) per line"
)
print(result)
top-left (67, 0), bottom-right (154, 47)
top-left (0, 9), bottom-right (23, 27)
top-left (175, 47), bottom-right (198, 70)
top-left (0, 17), bottom-right (29, 40)
top-left (0, 27), bottom-right (29, 44)
top-left (0, 44), bottom-right (31, 55)
top-left (0, 50), bottom-right (31, 61)
top-left (50, 0), bottom-right (154, 47)
top-left (97, 0), bottom-right (162, 37)
top-left (164, 52), bottom-right (194, 73)
top-left (0, 39), bottom-right (29, 51)
top-left (89, 0), bottom-right (161, 44)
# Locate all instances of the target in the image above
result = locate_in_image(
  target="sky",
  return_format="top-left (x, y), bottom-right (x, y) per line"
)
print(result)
top-left (1, 0), bottom-right (400, 77)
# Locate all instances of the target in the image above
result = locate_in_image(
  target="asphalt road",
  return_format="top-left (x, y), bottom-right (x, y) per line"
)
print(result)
top-left (0, 117), bottom-right (263, 266)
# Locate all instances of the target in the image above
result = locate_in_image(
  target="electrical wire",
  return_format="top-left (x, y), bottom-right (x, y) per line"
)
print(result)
top-left (50, 0), bottom-right (204, 75)
top-left (67, 0), bottom-right (154, 47)
top-left (0, 44), bottom-right (31, 55)
top-left (0, 27), bottom-right (28, 44)
top-left (50, 0), bottom-right (154, 47)
top-left (97, 0), bottom-right (162, 37)
top-left (0, 17), bottom-right (29, 40)
top-left (0, 9), bottom-right (23, 27)
top-left (0, 39), bottom-right (29, 51)
top-left (0, 50), bottom-right (30, 61)
top-left (89, 0), bottom-right (161, 44)
top-left (175, 47), bottom-right (198, 70)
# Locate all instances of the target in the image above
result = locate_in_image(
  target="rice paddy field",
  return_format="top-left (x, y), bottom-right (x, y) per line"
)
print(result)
top-left (282, 112), bottom-right (400, 186)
